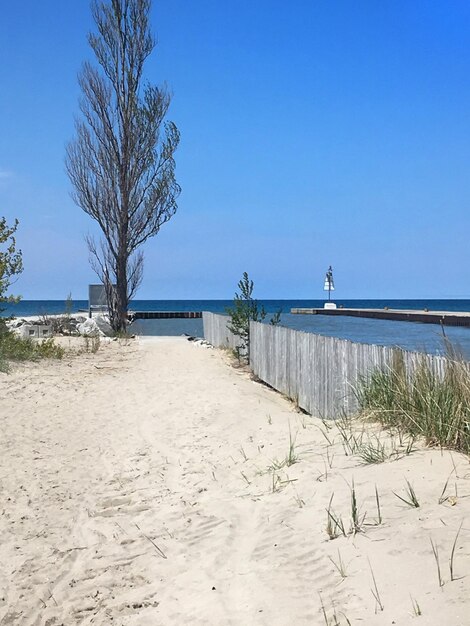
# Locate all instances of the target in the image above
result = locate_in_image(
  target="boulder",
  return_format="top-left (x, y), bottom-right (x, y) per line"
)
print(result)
top-left (94, 315), bottom-right (113, 336)
top-left (77, 318), bottom-right (105, 337)
top-left (193, 339), bottom-right (213, 349)
top-left (7, 318), bottom-right (27, 329)
top-left (77, 315), bottom-right (113, 337)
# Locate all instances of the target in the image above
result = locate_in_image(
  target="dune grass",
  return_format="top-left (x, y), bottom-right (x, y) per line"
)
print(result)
top-left (356, 349), bottom-right (470, 455)
top-left (0, 324), bottom-right (64, 371)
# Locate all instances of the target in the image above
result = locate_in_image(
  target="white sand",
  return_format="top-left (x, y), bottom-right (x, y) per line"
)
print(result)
top-left (0, 337), bottom-right (469, 625)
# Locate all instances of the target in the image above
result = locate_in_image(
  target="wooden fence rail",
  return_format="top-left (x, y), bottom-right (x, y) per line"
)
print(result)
top-left (203, 312), bottom-right (451, 417)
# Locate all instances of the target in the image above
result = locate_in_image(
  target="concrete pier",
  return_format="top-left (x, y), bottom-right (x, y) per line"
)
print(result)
top-left (290, 308), bottom-right (470, 327)
top-left (129, 311), bottom-right (202, 320)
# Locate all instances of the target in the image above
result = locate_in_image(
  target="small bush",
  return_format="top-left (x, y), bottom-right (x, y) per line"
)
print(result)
top-left (0, 326), bottom-right (64, 364)
top-left (35, 337), bottom-right (65, 359)
top-left (91, 335), bottom-right (100, 353)
top-left (40, 314), bottom-right (71, 335)
top-left (83, 335), bottom-right (101, 353)
top-left (0, 356), bottom-right (9, 373)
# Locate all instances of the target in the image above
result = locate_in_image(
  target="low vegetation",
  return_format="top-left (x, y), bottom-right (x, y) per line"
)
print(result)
top-left (82, 334), bottom-right (101, 354)
top-left (356, 350), bottom-right (470, 455)
top-left (0, 326), bottom-right (65, 372)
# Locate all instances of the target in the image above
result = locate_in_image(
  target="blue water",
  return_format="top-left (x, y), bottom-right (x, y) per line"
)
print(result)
top-left (3, 299), bottom-right (470, 357)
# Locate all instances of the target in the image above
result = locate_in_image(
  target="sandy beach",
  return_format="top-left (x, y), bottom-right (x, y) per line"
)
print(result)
top-left (0, 337), bottom-right (469, 625)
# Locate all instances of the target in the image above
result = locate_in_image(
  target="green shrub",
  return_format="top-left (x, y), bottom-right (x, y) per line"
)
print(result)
top-left (83, 335), bottom-right (101, 354)
top-left (35, 337), bottom-right (65, 359)
top-left (0, 326), bottom-right (64, 364)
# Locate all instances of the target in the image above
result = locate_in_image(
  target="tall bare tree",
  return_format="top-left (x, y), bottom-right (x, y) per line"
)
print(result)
top-left (66, 0), bottom-right (180, 332)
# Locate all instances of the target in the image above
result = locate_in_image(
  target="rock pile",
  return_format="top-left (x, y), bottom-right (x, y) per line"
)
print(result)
top-left (6, 314), bottom-right (114, 338)
top-left (185, 336), bottom-right (213, 349)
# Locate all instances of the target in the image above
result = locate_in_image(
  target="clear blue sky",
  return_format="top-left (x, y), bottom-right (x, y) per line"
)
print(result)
top-left (1, 0), bottom-right (470, 300)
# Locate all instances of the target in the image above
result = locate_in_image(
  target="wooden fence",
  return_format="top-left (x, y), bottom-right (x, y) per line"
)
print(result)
top-left (203, 312), bottom-right (450, 417)
top-left (251, 321), bottom-right (450, 416)
top-left (202, 312), bottom-right (242, 352)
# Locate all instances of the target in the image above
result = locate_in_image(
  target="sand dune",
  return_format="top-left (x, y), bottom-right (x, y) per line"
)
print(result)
top-left (0, 336), bottom-right (469, 625)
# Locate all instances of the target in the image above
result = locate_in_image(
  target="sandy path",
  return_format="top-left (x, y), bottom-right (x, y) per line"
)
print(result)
top-left (0, 337), bottom-right (469, 625)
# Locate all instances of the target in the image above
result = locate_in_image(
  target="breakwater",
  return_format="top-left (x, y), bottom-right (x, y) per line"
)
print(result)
top-left (291, 307), bottom-right (470, 327)
top-left (129, 311), bottom-right (202, 320)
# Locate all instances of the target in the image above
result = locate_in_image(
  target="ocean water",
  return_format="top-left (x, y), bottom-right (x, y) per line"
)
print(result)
top-left (3, 299), bottom-right (470, 357)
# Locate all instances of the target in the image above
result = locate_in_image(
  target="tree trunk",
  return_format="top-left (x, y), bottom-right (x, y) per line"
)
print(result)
top-left (115, 253), bottom-right (128, 333)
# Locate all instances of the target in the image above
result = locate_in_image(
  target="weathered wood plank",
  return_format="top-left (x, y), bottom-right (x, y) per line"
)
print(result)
top-left (202, 312), bottom-right (242, 351)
